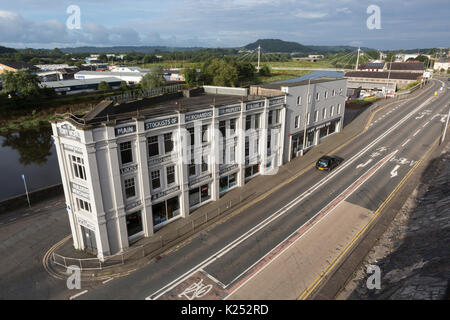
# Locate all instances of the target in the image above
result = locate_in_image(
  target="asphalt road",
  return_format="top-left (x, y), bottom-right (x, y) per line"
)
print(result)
top-left (75, 78), bottom-right (448, 300)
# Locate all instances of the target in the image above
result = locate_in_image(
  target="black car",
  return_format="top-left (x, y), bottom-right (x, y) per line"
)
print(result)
top-left (315, 156), bottom-right (341, 172)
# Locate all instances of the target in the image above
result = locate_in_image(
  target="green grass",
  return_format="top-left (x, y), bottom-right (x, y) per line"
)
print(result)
top-left (259, 70), bottom-right (311, 84)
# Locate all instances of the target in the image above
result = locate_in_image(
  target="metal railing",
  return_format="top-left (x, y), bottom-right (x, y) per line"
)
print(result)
top-left (51, 192), bottom-right (256, 272)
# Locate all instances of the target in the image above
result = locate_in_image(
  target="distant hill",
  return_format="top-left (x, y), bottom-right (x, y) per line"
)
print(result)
top-left (244, 39), bottom-right (313, 53)
top-left (0, 46), bottom-right (17, 54)
top-left (60, 46), bottom-right (207, 54)
top-left (244, 39), bottom-right (373, 54)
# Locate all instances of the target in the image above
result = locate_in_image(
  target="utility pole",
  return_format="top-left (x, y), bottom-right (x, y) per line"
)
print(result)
top-left (355, 47), bottom-right (361, 70)
top-left (257, 45), bottom-right (261, 71)
top-left (385, 55), bottom-right (394, 99)
top-left (302, 79), bottom-right (312, 155)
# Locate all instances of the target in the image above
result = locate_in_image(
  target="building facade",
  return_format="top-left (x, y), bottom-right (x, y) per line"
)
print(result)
top-left (251, 78), bottom-right (347, 163)
top-left (51, 87), bottom-right (286, 259)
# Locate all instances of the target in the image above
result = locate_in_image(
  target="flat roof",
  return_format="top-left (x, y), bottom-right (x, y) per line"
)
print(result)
top-left (259, 77), bottom-right (344, 90)
top-left (76, 70), bottom-right (147, 77)
top-left (40, 77), bottom-right (122, 88)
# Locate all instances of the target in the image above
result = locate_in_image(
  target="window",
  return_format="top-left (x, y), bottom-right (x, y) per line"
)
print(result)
top-left (308, 94), bottom-right (311, 103)
top-left (229, 119), bottom-right (236, 134)
top-left (254, 137), bottom-right (259, 154)
top-left (275, 109), bottom-right (280, 123)
top-left (324, 91), bottom-right (328, 99)
top-left (255, 114), bottom-right (260, 129)
top-left (230, 146), bottom-right (236, 164)
top-left (77, 198), bottom-right (91, 213)
top-left (337, 103), bottom-right (341, 114)
top-left (126, 210), bottom-right (143, 238)
top-left (307, 112), bottom-right (311, 125)
top-left (202, 125), bottom-right (209, 143)
top-left (268, 111), bottom-right (273, 125)
top-left (314, 110), bottom-right (319, 122)
top-left (71, 155), bottom-right (86, 180)
top-left (219, 120), bottom-right (226, 138)
top-left (148, 136), bottom-right (159, 157)
top-left (152, 196), bottom-right (180, 226)
top-left (202, 157), bottom-right (208, 172)
top-left (245, 138), bottom-right (249, 157)
top-left (124, 178), bottom-right (136, 199)
top-left (332, 89), bottom-right (336, 96)
top-left (188, 127), bottom-right (195, 146)
top-left (189, 155), bottom-right (196, 177)
top-left (322, 108), bottom-right (327, 120)
top-left (164, 133), bottom-right (173, 154)
top-left (246, 115), bottom-right (251, 131)
top-left (267, 133), bottom-right (271, 149)
top-left (120, 141), bottom-right (133, 165)
top-left (339, 88), bottom-right (343, 95)
top-left (295, 115), bottom-right (299, 128)
top-left (330, 105), bottom-right (335, 117)
top-left (166, 166), bottom-right (175, 185)
top-left (297, 96), bottom-right (302, 105)
top-left (316, 92), bottom-right (320, 101)
top-left (151, 170), bottom-right (161, 190)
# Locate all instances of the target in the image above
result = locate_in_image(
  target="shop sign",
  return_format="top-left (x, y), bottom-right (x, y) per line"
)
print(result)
top-left (77, 216), bottom-right (96, 231)
top-left (269, 97), bottom-right (285, 106)
top-left (307, 120), bottom-right (334, 133)
top-left (148, 155), bottom-right (172, 166)
top-left (219, 164), bottom-right (238, 176)
top-left (115, 125), bottom-right (136, 136)
top-left (58, 123), bottom-right (80, 141)
top-left (246, 101), bottom-right (264, 111)
top-left (120, 164), bottom-right (138, 175)
top-left (63, 144), bottom-right (83, 154)
top-left (71, 182), bottom-right (90, 199)
top-left (145, 117), bottom-right (178, 130)
top-left (219, 105), bottom-right (241, 116)
top-left (189, 174), bottom-right (212, 187)
top-left (151, 186), bottom-right (180, 201)
top-left (125, 200), bottom-right (141, 211)
top-left (185, 110), bottom-right (213, 122)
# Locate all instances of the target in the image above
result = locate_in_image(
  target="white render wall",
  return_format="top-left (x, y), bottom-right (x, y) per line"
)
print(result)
top-left (52, 95), bottom-right (286, 259)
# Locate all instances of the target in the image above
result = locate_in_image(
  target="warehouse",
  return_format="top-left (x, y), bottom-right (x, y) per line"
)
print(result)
top-left (40, 77), bottom-right (122, 95)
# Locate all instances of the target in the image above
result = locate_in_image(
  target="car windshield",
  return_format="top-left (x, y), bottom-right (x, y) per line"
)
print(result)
top-left (318, 160), bottom-right (328, 167)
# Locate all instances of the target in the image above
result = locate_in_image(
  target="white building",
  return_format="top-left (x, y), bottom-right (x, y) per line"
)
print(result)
top-left (434, 58), bottom-right (450, 71)
top-left (75, 70), bottom-right (146, 85)
top-left (51, 86), bottom-right (286, 259)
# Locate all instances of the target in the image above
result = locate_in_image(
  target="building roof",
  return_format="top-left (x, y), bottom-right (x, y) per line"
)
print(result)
top-left (260, 77), bottom-right (345, 90)
top-left (386, 62), bottom-right (424, 71)
top-left (344, 71), bottom-right (421, 81)
top-left (71, 87), bottom-right (278, 126)
top-left (40, 77), bottom-right (122, 88)
top-left (0, 61), bottom-right (38, 71)
top-left (358, 62), bottom-right (385, 69)
top-left (76, 70), bottom-right (147, 77)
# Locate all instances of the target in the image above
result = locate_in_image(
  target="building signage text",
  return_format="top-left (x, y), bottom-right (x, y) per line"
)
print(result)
top-left (71, 182), bottom-right (90, 199)
top-left (77, 216), bottom-right (96, 231)
top-left (219, 164), bottom-right (238, 176)
top-left (189, 174), bottom-right (212, 187)
top-left (246, 101), bottom-right (264, 111)
top-left (115, 125), bottom-right (136, 136)
top-left (219, 105), bottom-right (241, 116)
top-left (151, 186), bottom-right (180, 201)
top-left (58, 123), bottom-right (80, 141)
top-left (269, 97), bottom-right (285, 106)
top-left (120, 164), bottom-right (138, 175)
top-left (125, 200), bottom-right (141, 211)
top-left (185, 110), bottom-right (213, 122)
top-left (63, 144), bottom-right (83, 154)
top-left (145, 117), bottom-right (178, 130)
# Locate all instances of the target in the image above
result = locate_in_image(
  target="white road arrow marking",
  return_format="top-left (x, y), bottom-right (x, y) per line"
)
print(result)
top-left (390, 165), bottom-right (400, 178)
top-left (415, 114), bottom-right (424, 119)
top-left (356, 159), bottom-right (373, 168)
top-left (440, 115), bottom-right (447, 123)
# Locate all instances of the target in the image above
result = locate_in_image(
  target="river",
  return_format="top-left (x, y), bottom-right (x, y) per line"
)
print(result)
top-left (0, 125), bottom-right (62, 201)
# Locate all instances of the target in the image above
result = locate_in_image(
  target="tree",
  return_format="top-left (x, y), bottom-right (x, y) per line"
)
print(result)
top-left (258, 65), bottom-right (271, 77)
top-left (119, 81), bottom-right (129, 91)
top-left (98, 81), bottom-right (111, 91)
top-left (0, 70), bottom-right (40, 97)
top-left (140, 66), bottom-right (165, 90)
top-left (183, 67), bottom-right (198, 86)
top-left (202, 58), bottom-right (238, 87)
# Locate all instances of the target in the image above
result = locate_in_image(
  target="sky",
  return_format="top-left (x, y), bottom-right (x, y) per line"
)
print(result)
top-left (0, 0), bottom-right (449, 50)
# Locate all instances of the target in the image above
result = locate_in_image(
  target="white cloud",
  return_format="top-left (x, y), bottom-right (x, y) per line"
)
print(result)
top-left (294, 9), bottom-right (328, 19)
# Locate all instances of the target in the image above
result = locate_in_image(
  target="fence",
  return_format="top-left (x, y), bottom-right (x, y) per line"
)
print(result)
top-left (52, 192), bottom-right (256, 271)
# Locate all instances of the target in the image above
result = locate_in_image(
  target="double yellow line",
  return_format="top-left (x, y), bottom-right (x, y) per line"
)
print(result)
top-left (297, 133), bottom-right (444, 300)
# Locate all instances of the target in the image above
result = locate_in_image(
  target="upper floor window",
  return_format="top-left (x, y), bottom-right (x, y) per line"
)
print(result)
top-left (322, 108), bottom-right (327, 120)
top-left (314, 110), bottom-right (319, 122)
top-left (255, 114), bottom-right (261, 129)
top-left (77, 198), bottom-right (91, 213)
top-left (219, 120), bottom-right (226, 138)
top-left (337, 103), bottom-right (341, 114)
top-left (316, 92), bottom-right (320, 101)
top-left (166, 166), bottom-right (175, 185)
top-left (71, 155), bottom-right (86, 180)
top-left (268, 111), bottom-right (273, 125)
top-left (164, 133), bottom-right (173, 154)
top-left (124, 177), bottom-right (136, 199)
top-left (330, 105), bottom-right (335, 117)
top-left (229, 119), bottom-right (236, 134)
top-left (148, 136), bottom-right (159, 157)
top-left (275, 109), bottom-right (281, 123)
top-left (120, 141), bottom-right (133, 165)
top-left (245, 115), bottom-right (251, 131)
top-left (151, 170), bottom-right (161, 190)
top-left (202, 125), bottom-right (209, 143)
top-left (297, 96), bottom-right (302, 105)
top-left (187, 127), bottom-right (195, 146)
top-left (306, 112), bottom-right (311, 125)
top-left (324, 91), bottom-right (328, 99)
top-left (294, 115), bottom-right (300, 129)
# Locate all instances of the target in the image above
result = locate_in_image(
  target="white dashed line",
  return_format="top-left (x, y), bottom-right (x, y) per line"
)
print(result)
top-left (413, 129), bottom-right (421, 137)
top-left (69, 290), bottom-right (88, 300)
top-left (423, 121), bottom-right (430, 128)
top-left (401, 139), bottom-right (411, 147)
top-left (9, 218), bottom-right (16, 222)
top-left (102, 278), bottom-right (114, 284)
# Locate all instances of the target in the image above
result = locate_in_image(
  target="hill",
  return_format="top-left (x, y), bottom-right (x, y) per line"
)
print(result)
top-left (244, 39), bottom-right (313, 53)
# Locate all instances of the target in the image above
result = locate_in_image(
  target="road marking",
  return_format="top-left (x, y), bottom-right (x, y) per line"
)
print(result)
top-left (401, 139), bottom-right (411, 147)
top-left (102, 278), bottom-right (114, 284)
top-left (22, 213), bottom-right (30, 217)
top-left (356, 159), bottom-right (373, 168)
top-left (390, 165), bottom-right (400, 178)
top-left (413, 129), bottom-right (421, 137)
top-left (223, 151), bottom-right (397, 299)
top-left (69, 290), bottom-right (88, 300)
top-left (147, 93), bottom-right (435, 300)
top-left (423, 121), bottom-right (430, 128)
top-left (298, 133), bottom-right (443, 300)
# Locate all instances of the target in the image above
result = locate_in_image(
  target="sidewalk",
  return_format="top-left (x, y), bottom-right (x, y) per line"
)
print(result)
top-left (48, 82), bottom-right (433, 280)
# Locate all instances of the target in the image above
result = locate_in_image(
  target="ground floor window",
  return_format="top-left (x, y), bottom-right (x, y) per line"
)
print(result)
top-left (219, 172), bottom-right (238, 194)
top-left (189, 184), bottom-right (211, 208)
top-left (152, 196), bottom-right (180, 226)
top-left (291, 134), bottom-right (303, 158)
top-left (245, 163), bottom-right (260, 179)
top-left (319, 126), bottom-right (328, 139)
top-left (329, 121), bottom-right (337, 134)
top-left (306, 131), bottom-right (315, 148)
top-left (126, 210), bottom-right (143, 239)
top-left (81, 226), bottom-right (97, 253)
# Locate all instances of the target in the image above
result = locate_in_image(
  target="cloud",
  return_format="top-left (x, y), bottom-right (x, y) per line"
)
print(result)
top-left (294, 9), bottom-right (329, 19)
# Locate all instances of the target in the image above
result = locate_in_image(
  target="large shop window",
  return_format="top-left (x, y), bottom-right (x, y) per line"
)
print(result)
top-left (245, 164), bottom-right (260, 179)
top-left (306, 131), bottom-right (315, 148)
top-left (189, 184), bottom-right (211, 208)
top-left (319, 126), bottom-right (328, 139)
top-left (126, 210), bottom-right (143, 239)
top-left (152, 196), bottom-right (180, 226)
top-left (219, 173), bottom-right (238, 194)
